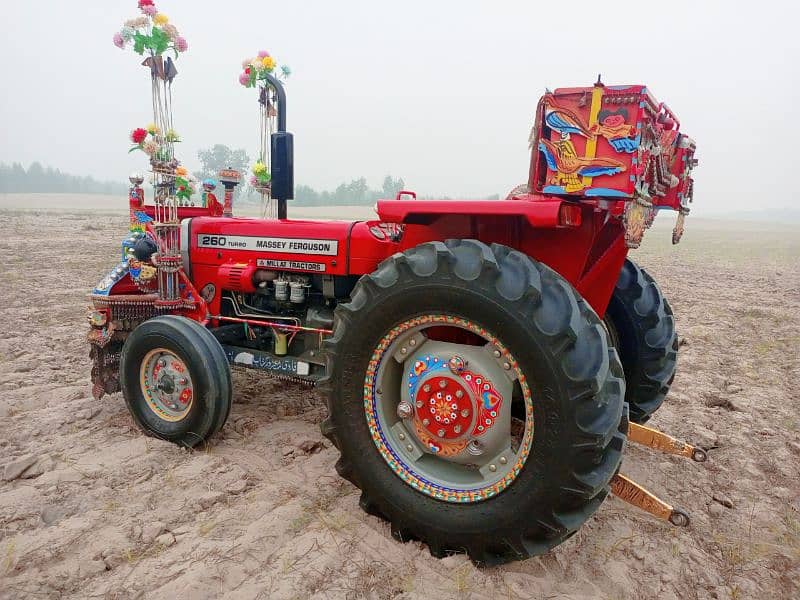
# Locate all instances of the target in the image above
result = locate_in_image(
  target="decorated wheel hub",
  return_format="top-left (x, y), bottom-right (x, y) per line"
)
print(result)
top-left (366, 315), bottom-right (534, 503)
top-left (415, 374), bottom-right (473, 439)
top-left (140, 349), bottom-right (194, 422)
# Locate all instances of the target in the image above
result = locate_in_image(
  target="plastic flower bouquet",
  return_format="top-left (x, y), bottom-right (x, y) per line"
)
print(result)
top-left (113, 1), bottom-right (188, 58)
top-left (238, 50), bottom-right (290, 88)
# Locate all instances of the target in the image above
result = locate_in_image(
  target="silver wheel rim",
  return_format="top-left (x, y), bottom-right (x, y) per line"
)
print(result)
top-left (139, 348), bottom-right (194, 422)
top-left (364, 314), bottom-right (534, 503)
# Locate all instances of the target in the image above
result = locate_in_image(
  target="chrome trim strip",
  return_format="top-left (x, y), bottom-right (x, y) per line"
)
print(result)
top-left (180, 218), bottom-right (192, 280)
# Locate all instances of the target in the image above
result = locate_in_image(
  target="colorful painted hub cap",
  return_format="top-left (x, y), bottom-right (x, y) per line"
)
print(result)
top-left (365, 315), bottom-right (534, 503)
top-left (416, 375), bottom-right (472, 440)
top-left (140, 348), bottom-right (194, 422)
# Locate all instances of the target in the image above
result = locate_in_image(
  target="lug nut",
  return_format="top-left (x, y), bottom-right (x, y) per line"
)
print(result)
top-left (398, 432), bottom-right (406, 441)
top-left (493, 349), bottom-right (501, 358)
top-left (461, 409), bottom-right (469, 418)
top-left (503, 363), bottom-right (511, 370)
top-left (400, 347), bottom-right (407, 354)
top-left (489, 464), bottom-right (497, 472)
top-left (467, 440), bottom-right (484, 456)
top-left (406, 444), bottom-right (413, 452)
top-left (499, 456), bottom-right (508, 465)
top-left (453, 425), bottom-right (461, 434)
top-left (409, 338), bottom-right (417, 346)
top-left (439, 380), bottom-right (447, 388)
top-left (423, 418), bottom-right (430, 425)
top-left (455, 390), bottom-right (463, 398)
top-left (397, 401), bottom-right (413, 419)
top-left (437, 429), bottom-right (445, 437)
top-left (423, 384), bottom-right (431, 393)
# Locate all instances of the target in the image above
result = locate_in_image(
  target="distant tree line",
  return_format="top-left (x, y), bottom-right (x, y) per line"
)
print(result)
top-left (194, 144), bottom-right (408, 206)
top-left (192, 144), bottom-right (501, 205)
top-left (0, 162), bottom-right (129, 195)
top-left (3, 146), bottom-right (500, 204)
top-left (294, 176), bottom-right (407, 206)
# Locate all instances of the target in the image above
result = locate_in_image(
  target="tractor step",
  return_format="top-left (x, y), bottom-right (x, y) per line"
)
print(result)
top-left (610, 473), bottom-right (690, 527)
top-left (628, 422), bottom-right (708, 462)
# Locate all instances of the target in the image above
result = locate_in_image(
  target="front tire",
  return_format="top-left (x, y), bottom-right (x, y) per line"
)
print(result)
top-left (120, 315), bottom-right (232, 447)
top-left (322, 240), bottom-right (626, 565)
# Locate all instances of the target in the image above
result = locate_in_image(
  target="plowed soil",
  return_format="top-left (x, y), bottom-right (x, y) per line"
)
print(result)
top-left (1, 199), bottom-right (798, 599)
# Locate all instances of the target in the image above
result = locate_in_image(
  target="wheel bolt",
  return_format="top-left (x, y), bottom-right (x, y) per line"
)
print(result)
top-left (409, 338), bottom-right (417, 346)
top-left (499, 456), bottom-right (508, 465)
top-left (467, 440), bottom-right (484, 456)
top-left (493, 349), bottom-right (501, 358)
top-left (489, 464), bottom-right (497, 472)
top-left (398, 432), bottom-right (406, 441)
top-left (455, 390), bottom-right (463, 398)
top-left (423, 418), bottom-right (430, 425)
top-left (437, 429), bottom-right (445, 437)
top-left (503, 362), bottom-right (511, 370)
top-left (400, 347), bottom-right (407, 354)
top-left (461, 409), bottom-right (469, 418)
top-left (397, 401), bottom-right (413, 419)
top-left (453, 425), bottom-right (461, 434)
top-left (423, 384), bottom-right (431, 393)
top-left (406, 444), bottom-right (413, 452)
top-left (439, 380), bottom-right (447, 388)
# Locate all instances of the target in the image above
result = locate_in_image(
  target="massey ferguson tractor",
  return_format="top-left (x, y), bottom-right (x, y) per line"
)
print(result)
top-left (88, 76), bottom-right (702, 565)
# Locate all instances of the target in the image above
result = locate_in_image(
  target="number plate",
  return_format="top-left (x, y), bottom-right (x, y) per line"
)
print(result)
top-left (222, 346), bottom-right (311, 377)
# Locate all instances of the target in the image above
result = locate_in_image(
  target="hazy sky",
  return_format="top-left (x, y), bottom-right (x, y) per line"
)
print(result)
top-left (2, 0), bottom-right (799, 213)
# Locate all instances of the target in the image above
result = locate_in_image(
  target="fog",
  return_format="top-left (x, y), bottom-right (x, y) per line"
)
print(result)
top-left (1, 0), bottom-right (798, 214)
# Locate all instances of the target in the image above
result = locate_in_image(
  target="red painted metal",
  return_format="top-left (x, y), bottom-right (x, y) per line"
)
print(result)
top-left (103, 82), bottom-right (696, 322)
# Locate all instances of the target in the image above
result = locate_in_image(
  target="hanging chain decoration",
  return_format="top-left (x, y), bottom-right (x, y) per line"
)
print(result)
top-left (113, 0), bottom-right (192, 305)
top-left (115, 0), bottom-right (196, 209)
top-left (238, 51), bottom-right (291, 219)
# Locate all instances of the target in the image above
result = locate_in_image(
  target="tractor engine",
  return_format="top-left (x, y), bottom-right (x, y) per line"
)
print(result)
top-left (181, 217), bottom-right (368, 383)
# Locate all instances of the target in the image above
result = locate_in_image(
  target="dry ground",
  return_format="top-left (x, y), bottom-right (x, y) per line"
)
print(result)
top-left (0, 196), bottom-right (798, 599)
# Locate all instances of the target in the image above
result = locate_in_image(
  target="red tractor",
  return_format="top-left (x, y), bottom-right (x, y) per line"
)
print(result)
top-left (89, 78), bottom-right (701, 565)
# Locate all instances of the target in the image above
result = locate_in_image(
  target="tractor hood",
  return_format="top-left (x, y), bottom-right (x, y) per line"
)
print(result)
top-left (183, 216), bottom-right (358, 277)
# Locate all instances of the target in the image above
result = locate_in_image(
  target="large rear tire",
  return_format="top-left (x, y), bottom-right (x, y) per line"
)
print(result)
top-left (321, 240), bottom-right (626, 565)
top-left (604, 259), bottom-right (678, 423)
top-left (120, 315), bottom-right (232, 447)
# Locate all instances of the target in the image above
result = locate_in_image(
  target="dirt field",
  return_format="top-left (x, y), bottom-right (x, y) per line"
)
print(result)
top-left (1, 196), bottom-right (798, 599)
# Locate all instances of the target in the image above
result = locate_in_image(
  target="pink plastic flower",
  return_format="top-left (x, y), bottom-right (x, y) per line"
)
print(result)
top-left (238, 72), bottom-right (250, 86)
top-left (249, 175), bottom-right (258, 186)
top-left (141, 5), bottom-right (157, 16)
top-left (162, 23), bottom-right (179, 41)
top-left (125, 16), bottom-right (149, 28)
top-left (175, 36), bottom-right (188, 52)
top-left (113, 32), bottom-right (125, 49)
top-left (257, 50), bottom-right (270, 58)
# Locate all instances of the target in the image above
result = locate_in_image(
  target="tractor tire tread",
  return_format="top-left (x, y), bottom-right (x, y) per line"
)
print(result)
top-left (604, 259), bottom-right (678, 423)
top-left (319, 240), bottom-right (626, 565)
